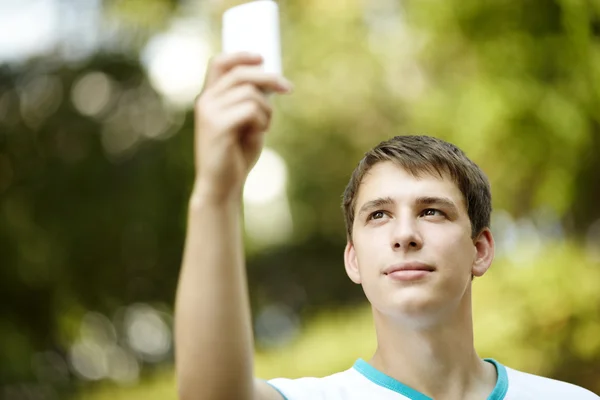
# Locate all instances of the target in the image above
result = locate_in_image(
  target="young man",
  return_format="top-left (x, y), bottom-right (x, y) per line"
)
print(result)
top-left (174, 52), bottom-right (599, 400)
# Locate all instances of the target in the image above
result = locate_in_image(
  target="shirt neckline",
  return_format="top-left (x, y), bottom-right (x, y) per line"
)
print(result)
top-left (352, 358), bottom-right (509, 400)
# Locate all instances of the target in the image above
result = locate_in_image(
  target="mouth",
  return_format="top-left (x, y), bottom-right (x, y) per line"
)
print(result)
top-left (383, 262), bottom-right (435, 281)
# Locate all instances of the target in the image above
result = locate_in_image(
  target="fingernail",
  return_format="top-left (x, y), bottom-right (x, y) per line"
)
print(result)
top-left (280, 80), bottom-right (294, 93)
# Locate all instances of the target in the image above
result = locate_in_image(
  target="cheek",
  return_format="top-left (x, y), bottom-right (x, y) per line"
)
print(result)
top-left (352, 237), bottom-right (387, 305)
top-left (352, 239), bottom-right (386, 288)
top-left (354, 230), bottom-right (387, 263)
top-left (428, 225), bottom-right (475, 266)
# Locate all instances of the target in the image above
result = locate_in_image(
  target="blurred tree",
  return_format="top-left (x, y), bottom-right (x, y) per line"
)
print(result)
top-left (0, 54), bottom-right (193, 390)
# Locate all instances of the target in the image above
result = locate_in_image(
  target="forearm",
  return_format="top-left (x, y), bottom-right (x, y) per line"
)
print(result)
top-left (175, 189), bottom-right (254, 400)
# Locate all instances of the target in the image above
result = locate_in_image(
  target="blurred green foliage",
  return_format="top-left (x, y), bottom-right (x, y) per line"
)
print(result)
top-left (80, 243), bottom-right (600, 399)
top-left (0, 0), bottom-right (599, 398)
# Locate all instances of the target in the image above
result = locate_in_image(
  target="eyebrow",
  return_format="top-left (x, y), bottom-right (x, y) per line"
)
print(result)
top-left (415, 196), bottom-right (459, 214)
top-left (357, 196), bottom-right (395, 216)
top-left (357, 196), bottom-right (459, 217)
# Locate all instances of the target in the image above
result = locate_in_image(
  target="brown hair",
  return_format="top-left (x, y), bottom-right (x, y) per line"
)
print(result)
top-left (342, 135), bottom-right (491, 241)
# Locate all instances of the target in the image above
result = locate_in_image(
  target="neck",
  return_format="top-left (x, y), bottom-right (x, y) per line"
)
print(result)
top-left (369, 288), bottom-right (496, 400)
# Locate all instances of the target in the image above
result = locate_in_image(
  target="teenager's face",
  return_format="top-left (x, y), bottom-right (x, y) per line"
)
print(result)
top-left (344, 161), bottom-right (493, 326)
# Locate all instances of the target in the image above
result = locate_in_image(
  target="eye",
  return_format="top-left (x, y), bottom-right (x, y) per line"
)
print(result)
top-left (421, 208), bottom-right (445, 217)
top-left (368, 210), bottom-right (386, 221)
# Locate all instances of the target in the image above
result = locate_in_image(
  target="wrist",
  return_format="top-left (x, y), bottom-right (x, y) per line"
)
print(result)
top-left (189, 179), bottom-right (244, 209)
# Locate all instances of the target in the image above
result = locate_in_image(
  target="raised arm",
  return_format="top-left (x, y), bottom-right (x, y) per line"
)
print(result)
top-left (174, 52), bottom-right (293, 400)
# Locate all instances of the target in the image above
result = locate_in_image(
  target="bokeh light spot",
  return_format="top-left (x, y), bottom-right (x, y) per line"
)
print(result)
top-left (71, 71), bottom-right (114, 117)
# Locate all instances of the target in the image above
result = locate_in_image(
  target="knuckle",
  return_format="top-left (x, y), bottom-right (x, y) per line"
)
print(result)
top-left (238, 103), bottom-right (259, 121)
top-left (230, 66), bottom-right (248, 81)
top-left (247, 101), bottom-right (261, 115)
top-left (243, 84), bottom-right (258, 98)
top-left (212, 118), bottom-right (230, 134)
top-left (262, 100), bottom-right (272, 113)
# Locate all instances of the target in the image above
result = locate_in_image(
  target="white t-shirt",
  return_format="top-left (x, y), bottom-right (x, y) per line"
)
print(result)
top-left (267, 359), bottom-right (599, 399)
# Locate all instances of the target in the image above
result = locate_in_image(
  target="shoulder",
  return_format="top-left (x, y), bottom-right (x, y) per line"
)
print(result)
top-left (266, 369), bottom-right (355, 399)
top-left (506, 366), bottom-right (599, 399)
top-left (266, 368), bottom-right (368, 400)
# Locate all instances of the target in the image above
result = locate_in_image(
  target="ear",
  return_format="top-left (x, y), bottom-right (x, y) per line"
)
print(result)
top-left (472, 228), bottom-right (495, 278)
top-left (344, 241), bottom-right (362, 284)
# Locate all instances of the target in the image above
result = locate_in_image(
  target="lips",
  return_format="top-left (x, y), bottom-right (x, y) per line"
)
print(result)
top-left (383, 262), bottom-right (435, 282)
top-left (383, 262), bottom-right (435, 275)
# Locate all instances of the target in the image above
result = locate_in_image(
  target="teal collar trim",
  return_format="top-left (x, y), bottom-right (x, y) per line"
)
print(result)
top-left (353, 359), bottom-right (432, 400)
top-left (353, 358), bottom-right (509, 400)
top-left (483, 358), bottom-right (509, 400)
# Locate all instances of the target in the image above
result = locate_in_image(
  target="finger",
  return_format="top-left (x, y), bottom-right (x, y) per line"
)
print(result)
top-left (211, 65), bottom-right (293, 96)
top-left (217, 84), bottom-right (272, 118)
top-left (228, 101), bottom-right (271, 134)
top-left (241, 123), bottom-right (266, 161)
top-left (204, 52), bottom-right (263, 88)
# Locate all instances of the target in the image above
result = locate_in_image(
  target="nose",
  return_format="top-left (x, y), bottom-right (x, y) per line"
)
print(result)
top-left (390, 215), bottom-right (423, 251)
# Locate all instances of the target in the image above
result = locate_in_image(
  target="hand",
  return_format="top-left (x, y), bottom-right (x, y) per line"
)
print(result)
top-left (192, 52), bottom-right (293, 203)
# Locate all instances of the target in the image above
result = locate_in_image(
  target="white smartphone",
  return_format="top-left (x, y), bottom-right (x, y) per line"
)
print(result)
top-left (222, 0), bottom-right (282, 75)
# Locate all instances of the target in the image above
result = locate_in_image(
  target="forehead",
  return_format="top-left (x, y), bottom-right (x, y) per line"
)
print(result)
top-left (355, 161), bottom-right (466, 210)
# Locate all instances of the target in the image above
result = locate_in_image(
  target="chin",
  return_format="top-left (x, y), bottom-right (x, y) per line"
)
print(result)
top-left (376, 287), bottom-right (441, 319)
